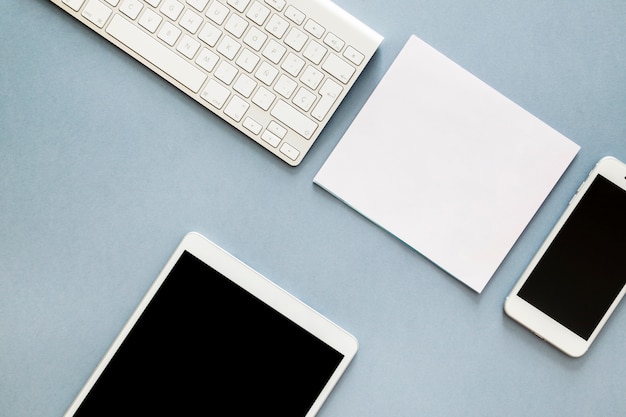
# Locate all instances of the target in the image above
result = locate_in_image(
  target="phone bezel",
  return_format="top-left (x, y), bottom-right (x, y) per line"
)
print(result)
top-left (504, 156), bottom-right (626, 357)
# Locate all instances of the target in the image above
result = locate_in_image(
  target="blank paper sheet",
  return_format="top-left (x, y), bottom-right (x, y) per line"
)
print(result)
top-left (314, 35), bottom-right (580, 293)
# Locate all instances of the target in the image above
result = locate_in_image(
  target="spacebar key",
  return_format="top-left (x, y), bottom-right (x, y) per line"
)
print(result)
top-left (106, 15), bottom-right (207, 93)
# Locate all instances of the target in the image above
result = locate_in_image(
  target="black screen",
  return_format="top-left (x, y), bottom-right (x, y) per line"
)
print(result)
top-left (74, 251), bottom-right (344, 416)
top-left (518, 175), bottom-right (626, 340)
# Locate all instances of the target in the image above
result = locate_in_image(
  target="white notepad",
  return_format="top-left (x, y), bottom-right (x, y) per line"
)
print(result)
top-left (314, 35), bottom-right (580, 293)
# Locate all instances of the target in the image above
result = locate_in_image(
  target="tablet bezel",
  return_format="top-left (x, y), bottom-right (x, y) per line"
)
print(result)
top-left (64, 232), bottom-right (358, 416)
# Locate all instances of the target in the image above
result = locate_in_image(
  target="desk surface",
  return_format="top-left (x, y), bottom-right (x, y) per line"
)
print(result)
top-left (2, 1), bottom-right (625, 416)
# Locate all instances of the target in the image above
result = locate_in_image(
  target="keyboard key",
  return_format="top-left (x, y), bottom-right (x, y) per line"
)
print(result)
top-left (224, 95), bottom-right (250, 122)
top-left (246, 1), bottom-right (270, 25)
top-left (252, 86), bottom-right (275, 110)
top-left (200, 79), bottom-right (230, 108)
top-left (107, 15), bottom-right (207, 92)
top-left (293, 87), bottom-right (316, 112)
top-left (284, 27), bottom-right (308, 52)
top-left (280, 142), bottom-right (300, 160)
top-left (206, 1), bottom-right (229, 25)
top-left (217, 35), bottom-right (241, 60)
top-left (322, 53), bottom-right (355, 84)
top-left (255, 61), bottom-right (278, 85)
top-left (267, 121), bottom-right (287, 138)
top-left (271, 100), bottom-right (317, 139)
top-left (177, 34), bottom-right (201, 59)
top-left (262, 39), bottom-right (286, 64)
top-left (236, 49), bottom-right (260, 73)
top-left (324, 32), bottom-right (345, 52)
top-left (233, 74), bottom-right (257, 97)
top-left (198, 22), bottom-right (222, 47)
top-left (215, 61), bottom-right (238, 84)
top-left (138, 9), bottom-right (163, 33)
top-left (273, 74), bottom-right (297, 98)
top-left (284, 5), bottom-right (305, 25)
top-left (180, 9), bottom-right (204, 34)
top-left (304, 19), bottom-right (324, 38)
top-left (243, 117), bottom-right (263, 135)
top-left (160, 0), bottom-right (184, 20)
top-left (281, 52), bottom-right (305, 77)
top-left (158, 21), bottom-right (181, 46)
top-left (82, 0), bottom-right (111, 28)
top-left (303, 40), bottom-right (327, 65)
top-left (244, 26), bottom-right (267, 51)
top-left (300, 65), bottom-right (323, 90)
top-left (311, 78), bottom-right (342, 121)
top-left (196, 47), bottom-right (219, 72)
top-left (261, 130), bottom-right (281, 147)
top-left (343, 46), bottom-right (364, 65)
top-left (119, 0), bottom-right (143, 20)
top-left (265, 14), bottom-right (289, 39)
top-left (225, 13), bottom-right (248, 38)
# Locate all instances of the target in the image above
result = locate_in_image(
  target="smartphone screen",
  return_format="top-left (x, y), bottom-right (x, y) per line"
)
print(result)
top-left (517, 175), bottom-right (626, 340)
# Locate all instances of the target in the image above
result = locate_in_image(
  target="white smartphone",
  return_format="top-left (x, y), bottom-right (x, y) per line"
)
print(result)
top-left (505, 156), bottom-right (626, 357)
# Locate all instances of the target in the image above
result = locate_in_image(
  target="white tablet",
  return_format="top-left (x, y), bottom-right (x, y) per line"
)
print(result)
top-left (64, 232), bottom-right (358, 416)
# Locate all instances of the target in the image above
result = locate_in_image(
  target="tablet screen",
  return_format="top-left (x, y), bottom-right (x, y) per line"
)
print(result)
top-left (73, 250), bottom-right (344, 416)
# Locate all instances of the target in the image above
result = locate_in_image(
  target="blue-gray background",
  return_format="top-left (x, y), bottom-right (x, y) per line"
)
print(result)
top-left (1, 1), bottom-right (625, 416)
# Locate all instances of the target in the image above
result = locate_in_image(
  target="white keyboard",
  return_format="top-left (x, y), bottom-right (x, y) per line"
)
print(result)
top-left (51, 0), bottom-right (382, 165)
